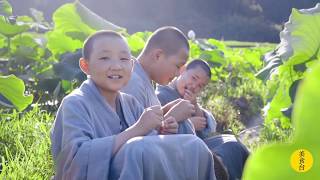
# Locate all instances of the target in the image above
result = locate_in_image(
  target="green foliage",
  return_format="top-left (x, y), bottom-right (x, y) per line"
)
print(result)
top-left (0, 105), bottom-right (54, 178)
top-left (243, 61), bottom-right (320, 180)
top-left (0, 0), bottom-right (12, 16)
top-left (127, 31), bottom-right (151, 56)
top-left (256, 3), bottom-right (320, 140)
top-left (0, 75), bottom-right (33, 111)
top-left (0, 1), bottom-right (126, 111)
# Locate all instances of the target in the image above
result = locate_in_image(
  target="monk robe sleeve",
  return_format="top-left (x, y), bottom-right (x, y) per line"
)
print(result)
top-left (51, 97), bottom-right (115, 180)
top-left (196, 107), bottom-right (217, 139)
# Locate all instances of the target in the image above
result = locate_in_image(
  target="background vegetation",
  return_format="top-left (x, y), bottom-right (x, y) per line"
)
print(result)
top-left (1, 0), bottom-right (319, 178)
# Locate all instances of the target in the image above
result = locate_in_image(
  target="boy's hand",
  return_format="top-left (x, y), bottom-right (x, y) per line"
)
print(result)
top-left (136, 105), bottom-right (163, 135)
top-left (165, 99), bottom-right (195, 122)
top-left (159, 116), bottom-right (178, 134)
top-left (162, 98), bottom-right (181, 114)
top-left (183, 89), bottom-right (197, 104)
top-left (190, 116), bottom-right (207, 131)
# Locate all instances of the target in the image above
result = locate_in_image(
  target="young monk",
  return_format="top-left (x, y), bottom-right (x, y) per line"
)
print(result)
top-left (121, 26), bottom-right (196, 134)
top-left (156, 59), bottom-right (216, 138)
top-left (156, 59), bottom-right (250, 180)
top-left (50, 31), bottom-right (216, 180)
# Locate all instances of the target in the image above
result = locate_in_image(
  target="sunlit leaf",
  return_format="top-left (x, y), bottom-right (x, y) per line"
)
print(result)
top-left (0, 0), bottom-right (12, 16)
top-left (127, 32), bottom-right (146, 56)
top-left (243, 61), bottom-right (320, 180)
top-left (75, 1), bottom-right (125, 32)
top-left (0, 16), bottom-right (29, 37)
top-left (0, 75), bottom-right (33, 111)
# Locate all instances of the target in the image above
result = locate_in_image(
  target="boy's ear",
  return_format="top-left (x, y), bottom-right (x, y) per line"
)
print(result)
top-left (79, 58), bottom-right (89, 75)
top-left (179, 65), bottom-right (186, 74)
top-left (129, 58), bottom-right (134, 71)
top-left (152, 48), bottom-right (164, 62)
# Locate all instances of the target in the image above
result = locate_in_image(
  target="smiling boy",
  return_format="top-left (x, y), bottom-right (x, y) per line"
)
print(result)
top-left (50, 30), bottom-right (216, 180)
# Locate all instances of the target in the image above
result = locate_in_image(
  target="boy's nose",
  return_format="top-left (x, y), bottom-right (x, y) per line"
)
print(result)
top-left (109, 62), bottom-right (122, 70)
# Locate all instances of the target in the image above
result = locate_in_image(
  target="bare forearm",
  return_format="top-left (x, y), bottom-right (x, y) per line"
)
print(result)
top-left (194, 103), bottom-right (204, 117)
top-left (112, 125), bottom-right (144, 155)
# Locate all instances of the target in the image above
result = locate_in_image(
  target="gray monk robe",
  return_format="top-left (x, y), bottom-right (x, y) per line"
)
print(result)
top-left (51, 78), bottom-right (216, 180)
top-left (122, 60), bottom-right (195, 134)
top-left (155, 80), bottom-right (217, 139)
top-left (156, 80), bottom-right (250, 180)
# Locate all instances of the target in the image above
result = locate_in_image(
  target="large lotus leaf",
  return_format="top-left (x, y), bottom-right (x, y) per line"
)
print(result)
top-left (257, 3), bottom-right (320, 81)
top-left (256, 54), bottom-right (283, 81)
top-left (200, 50), bottom-right (226, 67)
top-left (278, 3), bottom-right (320, 65)
top-left (0, 0), bottom-right (12, 16)
top-left (243, 62), bottom-right (320, 180)
top-left (52, 3), bottom-right (94, 36)
top-left (0, 93), bottom-right (12, 107)
top-left (75, 1), bottom-right (125, 32)
top-left (46, 3), bottom-right (92, 57)
top-left (189, 41), bottom-right (201, 59)
top-left (46, 30), bottom-right (82, 58)
top-left (47, 2), bottom-right (125, 57)
top-left (0, 75), bottom-right (33, 111)
top-left (30, 8), bottom-right (45, 23)
top-left (127, 32), bottom-right (146, 56)
top-left (207, 38), bottom-right (226, 51)
top-left (0, 16), bottom-right (29, 37)
top-left (53, 49), bottom-right (86, 82)
top-left (11, 34), bottom-right (42, 59)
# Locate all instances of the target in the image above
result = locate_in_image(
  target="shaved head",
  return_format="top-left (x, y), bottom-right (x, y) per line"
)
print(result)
top-left (186, 59), bottom-right (211, 78)
top-left (82, 30), bottom-right (126, 60)
top-left (143, 26), bottom-right (189, 56)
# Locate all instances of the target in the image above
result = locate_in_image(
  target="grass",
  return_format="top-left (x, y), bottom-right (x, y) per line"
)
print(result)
top-left (0, 105), bottom-right (54, 179)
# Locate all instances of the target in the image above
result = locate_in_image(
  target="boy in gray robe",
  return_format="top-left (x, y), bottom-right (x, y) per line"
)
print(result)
top-left (51, 30), bottom-right (216, 180)
top-left (122, 26), bottom-right (196, 135)
top-left (156, 59), bottom-right (250, 180)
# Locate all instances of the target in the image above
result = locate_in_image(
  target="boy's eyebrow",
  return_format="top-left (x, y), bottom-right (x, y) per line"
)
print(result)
top-left (101, 50), bottom-right (111, 53)
top-left (98, 50), bottom-right (130, 55)
top-left (119, 50), bottom-right (131, 55)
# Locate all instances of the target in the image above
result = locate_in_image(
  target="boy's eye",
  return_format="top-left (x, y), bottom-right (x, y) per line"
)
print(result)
top-left (99, 57), bottom-right (110, 60)
top-left (192, 76), bottom-right (196, 80)
top-left (120, 57), bottom-right (130, 61)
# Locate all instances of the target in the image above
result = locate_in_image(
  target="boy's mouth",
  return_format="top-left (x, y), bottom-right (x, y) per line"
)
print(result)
top-left (107, 75), bottom-right (123, 79)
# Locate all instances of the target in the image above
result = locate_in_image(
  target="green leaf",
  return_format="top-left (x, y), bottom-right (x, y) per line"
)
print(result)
top-left (256, 54), bottom-right (283, 81)
top-left (48, 2), bottom-right (121, 57)
top-left (189, 41), bottom-right (201, 59)
top-left (257, 3), bottom-right (320, 81)
top-left (280, 5), bottom-right (320, 66)
top-left (0, 0), bottom-right (12, 16)
top-left (0, 92), bottom-right (13, 107)
top-left (200, 50), bottom-right (226, 67)
top-left (53, 49), bottom-right (85, 81)
top-left (243, 61), bottom-right (320, 180)
top-left (0, 75), bottom-right (33, 111)
top-left (46, 30), bottom-right (82, 58)
top-left (75, 1), bottom-right (125, 32)
top-left (11, 34), bottom-right (41, 59)
top-left (0, 16), bottom-right (29, 37)
top-left (127, 32), bottom-right (146, 56)
top-left (207, 38), bottom-right (226, 50)
top-left (29, 8), bottom-right (45, 23)
top-left (52, 3), bottom-right (94, 36)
